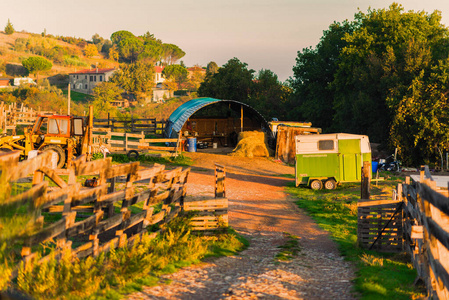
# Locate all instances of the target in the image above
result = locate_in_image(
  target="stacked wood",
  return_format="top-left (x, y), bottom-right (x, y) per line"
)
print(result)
top-left (275, 125), bottom-right (320, 164)
top-left (0, 150), bottom-right (190, 277)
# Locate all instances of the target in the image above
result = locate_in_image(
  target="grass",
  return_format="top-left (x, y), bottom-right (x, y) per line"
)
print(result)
top-left (108, 153), bottom-right (193, 167)
top-left (275, 233), bottom-right (301, 261)
top-left (62, 90), bottom-right (93, 103)
top-left (3, 216), bottom-right (246, 299)
top-left (286, 175), bottom-right (426, 299)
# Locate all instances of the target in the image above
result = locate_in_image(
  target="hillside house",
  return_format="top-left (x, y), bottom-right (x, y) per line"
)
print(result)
top-left (0, 78), bottom-right (10, 87)
top-left (154, 66), bottom-right (165, 84)
top-left (69, 68), bottom-right (116, 94)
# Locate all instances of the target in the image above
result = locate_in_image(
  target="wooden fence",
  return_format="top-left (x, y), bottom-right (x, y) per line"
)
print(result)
top-left (399, 167), bottom-right (449, 299)
top-left (0, 150), bottom-right (190, 277)
top-left (0, 102), bottom-right (55, 134)
top-left (93, 116), bottom-right (166, 136)
top-left (91, 128), bottom-right (182, 156)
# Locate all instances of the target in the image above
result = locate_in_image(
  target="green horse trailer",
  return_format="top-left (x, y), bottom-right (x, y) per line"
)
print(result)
top-left (295, 133), bottom-right (371, 190)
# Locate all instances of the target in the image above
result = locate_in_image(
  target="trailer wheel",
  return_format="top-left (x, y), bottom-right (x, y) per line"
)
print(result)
top-left (324, 179), bottom-right (337, 190)
top-left (127, 150), bottom-right (139, 160)
top-left (310, 179), bottom-right (323, 190)
top-left (42, 145), bottom-right (66, 169)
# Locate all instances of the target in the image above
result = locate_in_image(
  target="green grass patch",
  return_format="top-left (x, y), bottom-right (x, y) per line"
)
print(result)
top-left (286, 179), bottom-right (426, 299)
top-left (275, 233), bottom-right (301, 261)
top-left (108, 153), bottom-right (192, 167)
top-left (62, 90), bottom-right (93, 103)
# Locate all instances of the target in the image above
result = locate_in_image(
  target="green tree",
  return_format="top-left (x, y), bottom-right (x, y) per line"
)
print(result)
top-left (4, 19), bottom-right (14, 35)
top-left (198, 58), bottom-right (254, 103)
top-left (206, 61), bottom-right (219, 75)
top-left (21, 56), bottom-right (52, 81)
top-left (110, 62), bottom-right (154, 96)
top-left (251, 69), bottom-right (291, 120)
top-left (92, 82), bottom-right (122, 118)
top-left (162, 64), bottom-right (188, 90)
top-left (290, 21), bottom-right (354, 130)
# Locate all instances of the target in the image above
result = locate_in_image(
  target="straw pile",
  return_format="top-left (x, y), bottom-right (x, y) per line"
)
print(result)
top-left (230, 131), bottom-right (272, 158)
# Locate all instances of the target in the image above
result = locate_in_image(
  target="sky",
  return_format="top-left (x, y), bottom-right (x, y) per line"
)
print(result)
top-left (1, 0), bottom-right (449, 82)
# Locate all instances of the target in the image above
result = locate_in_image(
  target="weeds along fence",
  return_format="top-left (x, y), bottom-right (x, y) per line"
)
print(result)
top-left (399, 168), bottom-right (449, 299)
top-left (0, 150), bottom-right (192, 278)
top-left (91, 127), bottom-right (182, 156)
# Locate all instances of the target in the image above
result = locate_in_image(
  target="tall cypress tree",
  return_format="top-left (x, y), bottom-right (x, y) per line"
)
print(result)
top-left (4, 19), bottom-right (14, 35)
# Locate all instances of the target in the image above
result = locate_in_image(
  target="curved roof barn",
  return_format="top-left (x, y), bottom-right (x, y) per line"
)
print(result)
top-left (165, 97), bottom-right (272, 139)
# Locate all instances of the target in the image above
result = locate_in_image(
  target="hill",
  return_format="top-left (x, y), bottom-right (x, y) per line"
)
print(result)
top-left (0, 30), bottom-right (119, 86)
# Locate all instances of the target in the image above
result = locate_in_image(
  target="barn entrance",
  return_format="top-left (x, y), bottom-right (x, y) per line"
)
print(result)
top-left (165, 98), bottom-right (272, 152)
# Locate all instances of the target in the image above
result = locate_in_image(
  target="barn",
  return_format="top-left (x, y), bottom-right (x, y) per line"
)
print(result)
top-left (165, 97), bottom-right (273, 148)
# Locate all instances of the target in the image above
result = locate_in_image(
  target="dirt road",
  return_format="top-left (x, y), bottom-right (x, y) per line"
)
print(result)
top-left (128, 152), bottom-right (356, 299)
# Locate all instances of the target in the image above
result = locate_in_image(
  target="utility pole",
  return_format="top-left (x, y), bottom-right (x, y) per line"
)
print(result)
top-left (68, 83), bottom-right (71, 115)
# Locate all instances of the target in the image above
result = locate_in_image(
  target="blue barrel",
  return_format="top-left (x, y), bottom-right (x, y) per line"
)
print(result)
top-left (372, 161), bottom-right (379, 173)
top-left (187, 137), bottom-right (197, 152)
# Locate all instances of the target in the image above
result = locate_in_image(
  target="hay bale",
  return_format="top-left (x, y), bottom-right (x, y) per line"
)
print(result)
top-left (230, 131), bottom-right (271, 158)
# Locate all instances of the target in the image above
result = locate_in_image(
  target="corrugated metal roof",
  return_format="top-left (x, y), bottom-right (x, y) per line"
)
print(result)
top-left (166, 98), bottom-right (221, 137)
top-left (165, 97), bottom-right (272, 139)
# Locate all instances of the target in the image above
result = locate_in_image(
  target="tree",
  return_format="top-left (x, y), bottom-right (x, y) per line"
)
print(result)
top-left (206, 61), bottom-right (219, 75)
top-left (110, 62), bottom-right (154, 95)
top-left (250, 69), bottom-right (291, 120)
top-left (84, 44), bottom-right (99, 58)
top-left (198, 58), bottom-right (254, 103)
top-left (290, 21), bottom-right (354, 130)
top-left (108, 45), bottom-right (119, 61)
top-left (4, 19), bottom-right (14, 35)
top-left (21, 56), bottom-right (52, 81)
top-left (92, 82), bottom-right (122, 118)
top-left (162, 64), bottom-right (188, 90)
top-left (185, 65), bottom-right (206, 92)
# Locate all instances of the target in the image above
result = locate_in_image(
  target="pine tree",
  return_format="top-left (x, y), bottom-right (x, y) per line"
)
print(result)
top-left (4, 19), bottom-right (14, 35)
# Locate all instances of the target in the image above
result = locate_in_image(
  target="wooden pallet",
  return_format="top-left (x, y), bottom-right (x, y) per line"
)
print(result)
top-left (184, 197), bottom-right (228, 230)
top-left (357, 199), bottom-right (403, 252)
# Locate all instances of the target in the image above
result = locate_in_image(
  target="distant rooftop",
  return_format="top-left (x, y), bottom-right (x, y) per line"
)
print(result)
top-left (69, 68), bottom-right (116, 75)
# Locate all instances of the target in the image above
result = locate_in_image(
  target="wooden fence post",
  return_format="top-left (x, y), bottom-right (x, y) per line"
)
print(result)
top-left (361, 161), bottom-right (371, 200)
top-left (215, 164), bottom-right (226, 198)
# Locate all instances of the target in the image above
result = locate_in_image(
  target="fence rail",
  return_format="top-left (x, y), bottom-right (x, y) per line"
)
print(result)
top-left (399, 167), bottom-right (449, 299)
top-left (93, 116), bottom-right (166, 136)
top-left (91, 128), bottom-right (182, 156)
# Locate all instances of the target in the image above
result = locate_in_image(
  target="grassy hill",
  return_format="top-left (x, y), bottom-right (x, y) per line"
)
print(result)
top-left (0, 30), bottom-right (119, 86)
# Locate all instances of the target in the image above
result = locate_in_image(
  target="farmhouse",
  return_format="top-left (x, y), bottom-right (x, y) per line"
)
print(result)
top-left (69, 68), bottom-right (116, 94)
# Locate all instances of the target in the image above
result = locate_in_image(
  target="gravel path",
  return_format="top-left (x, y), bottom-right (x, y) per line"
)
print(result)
top-left (127, 153), bottom-right (357, 299)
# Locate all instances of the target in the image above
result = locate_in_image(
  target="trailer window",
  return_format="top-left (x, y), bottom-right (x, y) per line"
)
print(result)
top-left (318, 140), bottom-right (334, 150)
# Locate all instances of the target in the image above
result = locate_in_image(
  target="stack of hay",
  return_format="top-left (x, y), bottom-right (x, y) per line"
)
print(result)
top-left (230, 131), bottom-right (272, 158)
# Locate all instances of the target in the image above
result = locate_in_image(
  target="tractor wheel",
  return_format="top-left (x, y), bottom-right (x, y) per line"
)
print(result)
top-left (127, 150), bottom-right (139, 161)
top-left (324, 179), bottom-right (337, 190)
top-left (42, 145), bottom-right (66, 169)
top-left (310, 179), bottom-right (323, 190)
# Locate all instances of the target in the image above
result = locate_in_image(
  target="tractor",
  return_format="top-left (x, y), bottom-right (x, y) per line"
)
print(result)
top-left (0, 106), bottom-right (93, 168)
